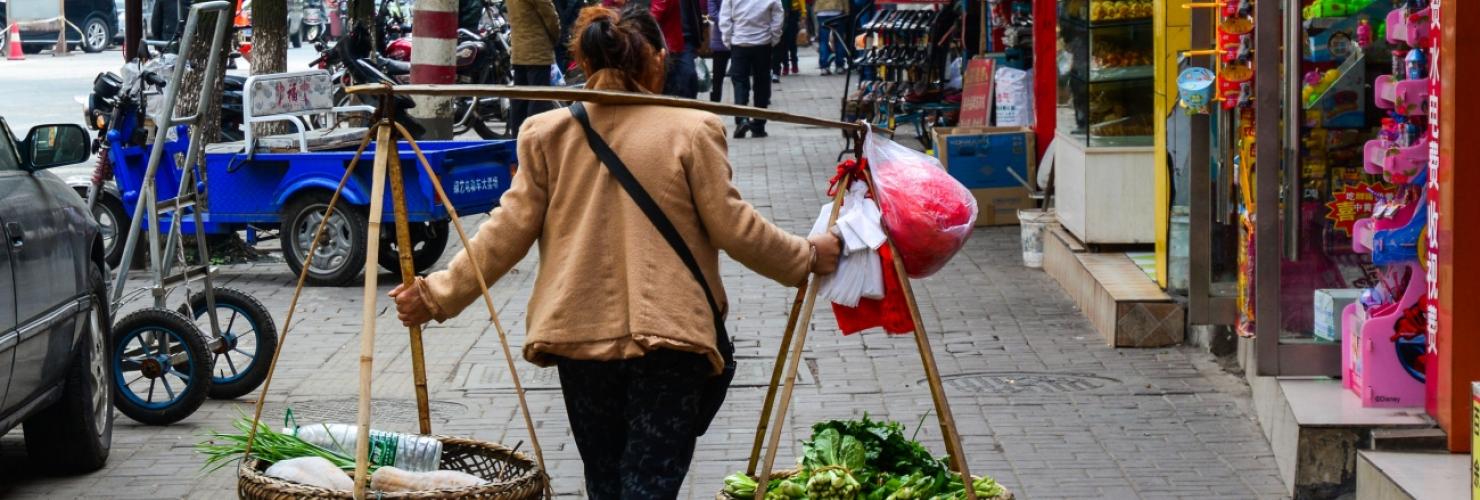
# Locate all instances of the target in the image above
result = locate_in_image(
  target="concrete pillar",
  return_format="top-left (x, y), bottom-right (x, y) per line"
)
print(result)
top-left (410, 0), bottom-right (458, 139)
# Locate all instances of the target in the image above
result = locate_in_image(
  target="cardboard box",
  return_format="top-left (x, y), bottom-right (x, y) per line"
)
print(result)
top-left (1313, 288), bottom-right (1363, 343)
top-left (933, 127), bottom-right (1037, 190)
top-left (970, 187), bottom-right (1037, 226)
top-left (933, 127), bottom-right (1037, 226)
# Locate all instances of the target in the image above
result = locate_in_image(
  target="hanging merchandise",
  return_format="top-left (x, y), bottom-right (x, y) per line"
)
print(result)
top-left (810, 179), bottom-right (888, 308)
top-left (1177, 67), bottom-right (1215, 115)
top-left (843, 2), bottom-right (967, 142)
top-left (864, 131), bottom-right (979, 278)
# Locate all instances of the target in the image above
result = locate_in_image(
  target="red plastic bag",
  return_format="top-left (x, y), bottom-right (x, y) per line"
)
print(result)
top-left (832, 245), bottom-right (914, 335)
top-left (865, 131), bottom-right (978, 278)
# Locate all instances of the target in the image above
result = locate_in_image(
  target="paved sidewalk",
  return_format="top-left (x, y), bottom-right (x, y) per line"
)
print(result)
top-left (0, 54), bottom-right (1286, 499)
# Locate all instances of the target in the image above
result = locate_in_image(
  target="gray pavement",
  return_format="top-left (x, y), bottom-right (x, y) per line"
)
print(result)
top-left (0, 49), bottom-right (1287, 499)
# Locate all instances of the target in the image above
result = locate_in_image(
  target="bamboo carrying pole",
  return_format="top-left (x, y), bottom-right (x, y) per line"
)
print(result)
top-left (745, 282), bottom-right (808, 477)
top-left (861, 169), bottom-right (977, 500)
top-left (386, 138), bottom-right (434, 436)
top-left (352, 123), bottom-right (396, 499)
top-left (344, 84), bottom-right (883, 135)
top-left (393, 122), bottom-right (549, 476)
top-left (242, 125), bottom-right (376, 460)
top-left (752, 178), bottom-right (850, 500)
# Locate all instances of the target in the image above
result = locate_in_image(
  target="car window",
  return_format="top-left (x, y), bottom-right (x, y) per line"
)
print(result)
top-left (0, 121), bottom-right (20, 172)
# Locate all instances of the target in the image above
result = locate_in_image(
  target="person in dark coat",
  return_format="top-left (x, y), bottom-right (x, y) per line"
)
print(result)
top-left (151, 0), bottom-right (185, 42)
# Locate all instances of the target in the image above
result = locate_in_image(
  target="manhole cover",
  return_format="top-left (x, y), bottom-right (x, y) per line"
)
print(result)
top-left (455, 356), bottom-right (815, 393)
top-left (933, 372), bottom-right (1119, 394)
top-left (264, 398), bottom-right (469, 424)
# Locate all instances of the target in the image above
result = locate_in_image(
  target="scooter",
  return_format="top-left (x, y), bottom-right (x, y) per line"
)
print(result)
top-left (303, 0), bottom-right (329, 44)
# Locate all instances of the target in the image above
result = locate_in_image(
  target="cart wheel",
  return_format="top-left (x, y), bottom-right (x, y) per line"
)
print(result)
top-left (111, 308), bottom-right (212, 426)
top-left (283, 192), bottom-right (369, 286)
top-left (178, 287), bottom-right (279, 400)
top-left (380, 220), bottom-right (450, 275)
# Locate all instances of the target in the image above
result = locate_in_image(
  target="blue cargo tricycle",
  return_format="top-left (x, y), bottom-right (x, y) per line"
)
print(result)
top-left (106, 128), bottom-right (516, 286)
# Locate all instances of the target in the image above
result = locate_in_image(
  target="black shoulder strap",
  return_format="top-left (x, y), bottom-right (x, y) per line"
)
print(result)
top-left (568, 103), bottom-right (731, 350)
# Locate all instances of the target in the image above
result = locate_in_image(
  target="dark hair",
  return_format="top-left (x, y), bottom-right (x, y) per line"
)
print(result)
top-left (571, 5), bottom-right (667, 92)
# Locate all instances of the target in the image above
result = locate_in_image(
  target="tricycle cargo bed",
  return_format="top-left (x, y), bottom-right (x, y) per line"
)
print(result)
top-left (110, 136), bottom-right (515, 234)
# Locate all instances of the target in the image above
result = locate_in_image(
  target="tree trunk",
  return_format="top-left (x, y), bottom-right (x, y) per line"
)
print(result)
top-left (251, 0), bottom-right (289, 136)
top-left (172, 0), bottom-right (238, 145)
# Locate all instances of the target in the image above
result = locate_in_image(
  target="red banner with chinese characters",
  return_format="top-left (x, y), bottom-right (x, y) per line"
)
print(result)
top-left (959, 58), bottom-right (995, 127)
top-left (1324, 182), bottom-right (1396, 237)
top-left (1425, 0), bottom-right (1442, 416)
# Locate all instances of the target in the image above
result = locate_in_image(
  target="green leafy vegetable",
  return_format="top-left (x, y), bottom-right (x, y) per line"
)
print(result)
top-left (196, 416), bottom-right (365, 474)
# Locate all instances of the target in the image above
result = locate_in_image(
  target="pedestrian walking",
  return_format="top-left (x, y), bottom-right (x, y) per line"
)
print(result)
top-left (388, 6), bottom-right (842, 498)
top-left (707, 0), bottom-right (731, 102)
top-left (772, 0), bottom-right (802, 78)
top-left (719, 0), bottom-right (783, 137)
top-left (507, 0), bottom-right (563, 134)
top-left (814, 0), bottom-right (847, 74)
top-left (648, 0), bottom-right (699, 97)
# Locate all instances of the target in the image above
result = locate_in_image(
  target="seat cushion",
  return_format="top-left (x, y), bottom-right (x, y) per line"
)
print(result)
top-left (254, 126), bottom-right (369, 152)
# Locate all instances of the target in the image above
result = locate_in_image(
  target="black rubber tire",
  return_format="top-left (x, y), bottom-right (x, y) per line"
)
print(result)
top-left (22, 266), bottom-right (112, 473)
top-left (471, 116), bottom-right (507, 140)
top-left (178, 288), bottom-right (279, 400)
top-left (110, 308), bottom-right (212, 426)
top-left (282, 192), bottom-right (369, 287)
top-left (80, 16), bottom-right (111, 53)
top-left (76, 189), bottom-right (128, 268)
top-left (379, 220), bottom-right (450, 275)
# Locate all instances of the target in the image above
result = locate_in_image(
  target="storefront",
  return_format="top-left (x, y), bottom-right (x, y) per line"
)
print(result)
top-left (1151, 0), bottom-right (1480, 494)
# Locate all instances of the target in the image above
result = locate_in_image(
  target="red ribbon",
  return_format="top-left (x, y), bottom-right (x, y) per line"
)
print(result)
top-left (828, 158), bottom-right (868, 196)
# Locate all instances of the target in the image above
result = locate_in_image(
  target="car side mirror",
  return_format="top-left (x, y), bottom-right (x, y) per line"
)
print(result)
top-left (21, 124), bottom-right (90, 171)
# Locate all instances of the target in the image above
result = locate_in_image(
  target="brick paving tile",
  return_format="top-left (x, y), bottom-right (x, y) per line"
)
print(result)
top-left (0, 50), bottom-right (1285, 500)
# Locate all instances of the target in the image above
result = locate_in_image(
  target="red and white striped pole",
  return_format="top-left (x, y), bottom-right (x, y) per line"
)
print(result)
top-left (410, 0), bottom-right (458, 139)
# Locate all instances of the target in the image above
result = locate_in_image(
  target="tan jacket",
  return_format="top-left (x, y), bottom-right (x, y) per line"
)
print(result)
top-left (419, 70), bottom-right (812, 374)
top-left (507, 0), bottom-right (561, 66)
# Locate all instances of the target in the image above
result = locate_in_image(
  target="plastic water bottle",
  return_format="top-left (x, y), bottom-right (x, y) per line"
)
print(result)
top-left (288, 424), bottom-right (443, 472)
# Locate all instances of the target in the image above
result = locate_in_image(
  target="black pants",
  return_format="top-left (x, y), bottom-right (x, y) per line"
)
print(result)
top-left (664, 49), bottom-right (700, 99)
top-left (709, 51), bottom-right (730, 102)
top-left (730, 45), bottom-right (773, 129)
top-left (773, 10), bottom-right (800, 72)
top-left (512, 64), bottom-right (553, 135)
top-left (557, 350), bottom-right (711, 500)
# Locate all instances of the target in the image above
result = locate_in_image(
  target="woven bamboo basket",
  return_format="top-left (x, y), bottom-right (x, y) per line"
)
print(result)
top-left (715, 469), bottom-right (1014, 500)
top-left (238, 436), bottom-right (548, 499)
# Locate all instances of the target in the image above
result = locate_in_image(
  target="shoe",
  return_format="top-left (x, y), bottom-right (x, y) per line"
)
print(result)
top-left (820, 67), bottom-right (832, 76)
top-left (751, 122), bottom-right (769, 138)
top-left (791, 62), bottom-right (799, 74)
top-left (771, 72), bottom-right (781, 83)
top-left (733, 119), bottom-right (751, 139)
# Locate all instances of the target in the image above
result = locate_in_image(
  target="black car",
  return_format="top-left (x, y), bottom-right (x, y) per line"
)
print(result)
top-left (0, 117), bottom-right (112, 472)
top-left (0, 0), bottom-right (118, 53)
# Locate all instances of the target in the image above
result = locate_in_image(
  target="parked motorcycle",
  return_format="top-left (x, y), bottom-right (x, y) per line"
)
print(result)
top-left (303, 0), bottom-right (329, 44)
top-left (381, 1), bottom-right (514, 139)
top-left (309, 27), bottom-right (426, 138)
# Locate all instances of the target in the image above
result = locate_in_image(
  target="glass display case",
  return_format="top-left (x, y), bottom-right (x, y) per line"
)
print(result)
top-left (1057, 0), bottom-right (1154, 147)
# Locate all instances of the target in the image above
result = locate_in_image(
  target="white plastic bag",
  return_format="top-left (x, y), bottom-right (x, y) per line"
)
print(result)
top-left (264, 456), bottom-right (355, 491)
top-left (811, 181), bottom-right (886, 307)
top-left (994, 66), bottom-right (1033, 127)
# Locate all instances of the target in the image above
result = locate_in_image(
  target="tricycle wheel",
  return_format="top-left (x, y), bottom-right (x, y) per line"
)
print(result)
top-left (283, 192), bottom-right (369, 287)
top-left (380, 220), bottom-right (450, 275)
top-left (111, 308), bottom-right (212, 426)
top-left (178, 287), bottom-right (279, 400)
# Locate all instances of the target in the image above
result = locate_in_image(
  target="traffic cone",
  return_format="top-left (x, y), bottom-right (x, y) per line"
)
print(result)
top-left (6, 24), bottom-right (22, 61)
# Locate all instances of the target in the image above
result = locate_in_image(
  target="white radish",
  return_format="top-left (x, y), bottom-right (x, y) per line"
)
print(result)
top-left (370, 466), bottom-right (489, 492)
top-left (264, 456), bottom-right (355, 491)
